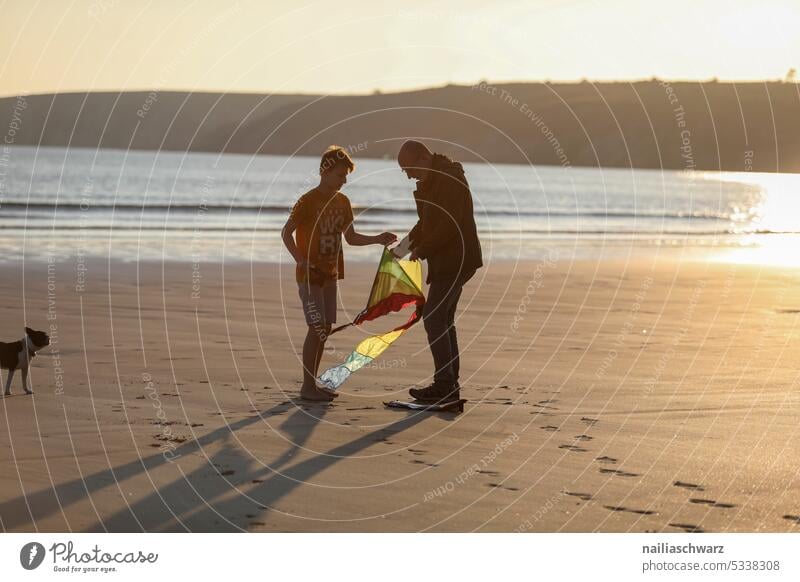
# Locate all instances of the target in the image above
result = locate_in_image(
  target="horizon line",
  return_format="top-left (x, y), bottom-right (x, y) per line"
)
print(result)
top-left (2, 76), bottom-right (799, 100)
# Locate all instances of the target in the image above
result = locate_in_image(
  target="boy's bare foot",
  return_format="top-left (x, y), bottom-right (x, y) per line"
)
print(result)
top-left (300, 384), bottom-right (339, 401)
top-left (317, 384), bottom-right (339, 398)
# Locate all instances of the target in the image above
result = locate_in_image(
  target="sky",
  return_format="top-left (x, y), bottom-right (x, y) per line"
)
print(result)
top-left (1, 0), bottom-right (798, 97)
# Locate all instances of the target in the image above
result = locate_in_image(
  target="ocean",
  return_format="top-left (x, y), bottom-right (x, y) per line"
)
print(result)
top-left (1, 145), bottom-right (798, 264)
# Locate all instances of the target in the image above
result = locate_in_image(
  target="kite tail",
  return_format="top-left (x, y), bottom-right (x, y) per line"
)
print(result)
top-left (318, 302), bottom-right (423, 390)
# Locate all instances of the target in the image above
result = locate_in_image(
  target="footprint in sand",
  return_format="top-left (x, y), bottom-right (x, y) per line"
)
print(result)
top-left (782, 515), bottom-right (800, 524)
top-left (581, 417), bottom-right (599, 425)
top-left (690, 498), bottom-right (736, 509)
top-left (486, 483), bottom-right (519, 491)
top-left (565, 491), bottom-right (593, 501)
top-left (674, 480), bottom-right (705, 491)
top-left (574, 434), bottom-right (593, 441)
top-left (154, 435), bottom-right (188, 444)
top-left (604, 505), bottom-right (656, 516)
top-left (407, 448), bottom-right (427, 455)
top-left (669, 522), bottom-right (705, 533)
top-left (540, 425), bottom-right (560, 432)
top-left (220, 470), bottom-right (235, 476)
top-left (410, 459), bottom-right (438, 467)
top-left (346, 406), bottom-right (376, 411)
top-left (559, 444), bottom-right (588, 452)
top-left (595, 456), bottom-right (618, 464)
top-left (599, 468), bottom-right (639, 477)
top-left (477, 469), bottom-right (500, 476)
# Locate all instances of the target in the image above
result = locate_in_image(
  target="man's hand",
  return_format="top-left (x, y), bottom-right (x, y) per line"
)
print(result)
top-left (409, 249), bottom-right (420, 261)
top-left (375, 232), bottom-right (397, 246)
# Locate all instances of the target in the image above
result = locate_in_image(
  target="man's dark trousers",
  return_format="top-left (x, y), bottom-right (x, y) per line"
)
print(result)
top-left (423, 270), bottom-right (474, 387)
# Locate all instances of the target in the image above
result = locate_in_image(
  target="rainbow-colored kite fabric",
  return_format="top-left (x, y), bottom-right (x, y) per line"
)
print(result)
top-left (318, 247), bottom-right (425, 390)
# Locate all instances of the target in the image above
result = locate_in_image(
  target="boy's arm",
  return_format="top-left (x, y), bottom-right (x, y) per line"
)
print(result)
top-left (344, 223), bottom-right (397, 247)
top-left (340, 196), bottom-right (396, 246)
top-left (281, 216), bottom-right (305, 266)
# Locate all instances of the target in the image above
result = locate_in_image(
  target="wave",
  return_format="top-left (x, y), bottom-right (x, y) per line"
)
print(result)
top-left (0, 201), bottom-right (743, 221)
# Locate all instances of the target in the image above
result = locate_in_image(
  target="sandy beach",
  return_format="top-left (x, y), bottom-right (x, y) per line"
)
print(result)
top-left (1, 253), bottom-right (799, 533)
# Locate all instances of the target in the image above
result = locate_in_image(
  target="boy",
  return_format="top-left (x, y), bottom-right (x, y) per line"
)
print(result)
top-left (282, 146), bottom-right (396, 401)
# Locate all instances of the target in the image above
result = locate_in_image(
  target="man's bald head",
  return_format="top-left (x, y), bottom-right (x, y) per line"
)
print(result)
top-left (397, 140), bottom-right (434, 181)
top-left (398, 140), bottom-right (431, 160)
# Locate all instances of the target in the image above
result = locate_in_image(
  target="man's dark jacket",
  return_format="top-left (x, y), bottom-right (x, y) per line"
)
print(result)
top-left (409, 154), bottom-right (483, 283)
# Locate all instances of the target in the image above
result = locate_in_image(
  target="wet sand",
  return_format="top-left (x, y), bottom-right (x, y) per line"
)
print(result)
top-left (1, 253), bottom-right (799, 532)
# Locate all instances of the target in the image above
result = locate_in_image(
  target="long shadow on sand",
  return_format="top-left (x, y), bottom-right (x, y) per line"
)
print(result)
top-left (0, 401), bottom-right (434, 531)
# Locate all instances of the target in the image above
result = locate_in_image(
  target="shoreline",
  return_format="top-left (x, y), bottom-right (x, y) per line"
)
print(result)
top-left (2, 235), bottom-right (799, 268)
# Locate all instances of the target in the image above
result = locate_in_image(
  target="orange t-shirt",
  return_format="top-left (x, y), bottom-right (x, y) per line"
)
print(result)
top-left (290, 188), bottom-right (354, 284)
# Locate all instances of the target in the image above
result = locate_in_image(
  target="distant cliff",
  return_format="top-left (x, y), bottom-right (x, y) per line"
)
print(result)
top-left (2, 80), bottom-right (798, 172)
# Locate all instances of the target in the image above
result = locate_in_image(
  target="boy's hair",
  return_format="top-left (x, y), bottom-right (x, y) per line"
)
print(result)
top-left (320, 145), bottom-right (355, 174)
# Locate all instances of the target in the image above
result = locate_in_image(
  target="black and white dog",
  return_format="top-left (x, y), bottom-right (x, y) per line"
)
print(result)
top-left (1, 327), bottom-right (50, 395)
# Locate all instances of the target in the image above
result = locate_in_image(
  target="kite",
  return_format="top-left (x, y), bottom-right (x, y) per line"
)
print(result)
top-left (318, 245), bottom-right (425, 390)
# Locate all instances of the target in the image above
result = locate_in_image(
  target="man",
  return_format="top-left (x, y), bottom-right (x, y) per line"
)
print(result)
top-left (397, 140), bottom-right (482, 403)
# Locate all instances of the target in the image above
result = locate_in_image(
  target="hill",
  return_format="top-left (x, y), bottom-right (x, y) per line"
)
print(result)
top-left (2, 81), bottom-right (799, 172)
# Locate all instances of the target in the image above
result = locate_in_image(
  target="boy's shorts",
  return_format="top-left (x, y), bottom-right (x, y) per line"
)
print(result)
top-left (298, 279), bottom-right (337, 327)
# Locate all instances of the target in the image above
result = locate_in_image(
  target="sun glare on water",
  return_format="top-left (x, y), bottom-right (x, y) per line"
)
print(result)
top-left (713, 172), bottom-right (800, 268)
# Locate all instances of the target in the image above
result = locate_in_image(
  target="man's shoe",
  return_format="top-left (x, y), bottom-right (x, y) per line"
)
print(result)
top-left (409, 384), bottom-right (437, 402)
top-left (409, 383), bottom-right (459, 403)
